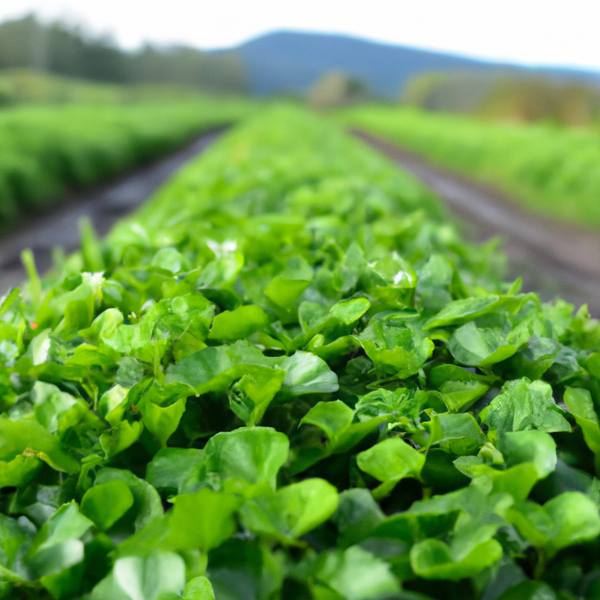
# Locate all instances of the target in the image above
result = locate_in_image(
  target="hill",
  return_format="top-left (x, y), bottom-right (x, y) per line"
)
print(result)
top-left (231, 30), bottom-right (600, 98)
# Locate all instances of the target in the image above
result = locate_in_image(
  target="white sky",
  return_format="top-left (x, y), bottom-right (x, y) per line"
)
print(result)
top-left (1, 0), bottom-right (599, 71)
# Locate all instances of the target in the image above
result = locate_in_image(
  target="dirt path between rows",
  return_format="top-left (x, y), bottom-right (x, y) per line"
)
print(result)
top-left (0, 129), bottom-right (221, 295)
top-left (354, 129), bottom-right (600, 317)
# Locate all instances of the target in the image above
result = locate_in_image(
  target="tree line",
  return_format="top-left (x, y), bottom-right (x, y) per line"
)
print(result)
top-left (0, 14), bottom-right (248, 94)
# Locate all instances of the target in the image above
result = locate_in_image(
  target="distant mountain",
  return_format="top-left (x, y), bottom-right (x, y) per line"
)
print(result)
top-left (227, 30), bottom-right (600, 98)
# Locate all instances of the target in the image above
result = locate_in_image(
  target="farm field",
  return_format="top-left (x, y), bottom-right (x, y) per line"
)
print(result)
top-left (0, 94), bottom-right (254, 228)
top-left (342, 105), bottom-right (600, 229)
top-left (0, 69), bottom-right (142, 106)
top-left (0, 69), bottom-right (215, 106)
top-left (2, 105), bottom-right (600, 599)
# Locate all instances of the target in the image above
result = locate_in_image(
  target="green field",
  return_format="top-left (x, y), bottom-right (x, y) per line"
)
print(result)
top-left (2, 106), bottom-right (600, 599)
top-left (0, 69), bottom-right (217, 106)
top-left (0, 95), bottom-right (254, 228)
top-left (342, 105), bottom-right (600, 228)
top-left (0, 69), bottom-right (132, 106)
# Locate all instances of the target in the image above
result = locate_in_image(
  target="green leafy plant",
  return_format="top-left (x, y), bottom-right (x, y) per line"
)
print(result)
top-left (2, 105), bottom-right (600, 599)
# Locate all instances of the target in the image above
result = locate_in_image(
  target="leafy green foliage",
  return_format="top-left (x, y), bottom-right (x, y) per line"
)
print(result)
top-left (2, 106), bottom-right (600, 599)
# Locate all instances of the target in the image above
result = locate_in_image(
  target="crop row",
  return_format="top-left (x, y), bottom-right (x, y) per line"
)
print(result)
top-left (343, 106), bottom-right (600, 228)
top-left (2, 106), bottom-right (600, 599)
top-left (0, 96), bottom-right (253, 228)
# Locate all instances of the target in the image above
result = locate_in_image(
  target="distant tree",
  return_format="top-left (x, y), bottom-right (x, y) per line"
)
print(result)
top-left (0, 14), bottom-right (249, 94)
top-left (402, 70), bottom-right (600, 126)
top-left (402, 71), bottom-right (495, 113)
top-left (127, 46), bottom-right (247, 93)
top-left (479, 78), bottom-right (600, 126)
top-left (309, 71), bottom-right (373, 110)
top-left (0, 14), bottom-right (41, 69)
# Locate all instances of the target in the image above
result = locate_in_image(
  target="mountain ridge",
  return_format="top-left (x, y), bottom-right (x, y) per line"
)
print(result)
top-left (218, 30), bottom-right (600, 97)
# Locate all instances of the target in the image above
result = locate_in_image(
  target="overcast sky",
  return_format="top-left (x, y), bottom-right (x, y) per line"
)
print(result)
top-left (1, 0), bottom-right (599, 71)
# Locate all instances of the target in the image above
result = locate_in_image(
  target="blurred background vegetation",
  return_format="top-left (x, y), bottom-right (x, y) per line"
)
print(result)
top-left (2, 9), bottom-right (600, 231)
top-left (3, 12), bottom-right (600, 126)
top-left (403, 71), bottom-right (600, 126)
top-left (0, 14), bottom-right (249, 102)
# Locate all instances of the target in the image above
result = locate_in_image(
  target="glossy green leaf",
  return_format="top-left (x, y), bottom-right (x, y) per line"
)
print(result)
top-left (425, 412), bottom-right (485, 455)
top-left (448, 321), bottom-right (517, 367)
top-left (508, 492), bottom-right (600, 557)
top-left (354, 387), bottom-right (426, 430)
top-left (27, 502), bottom-right (93, 560)
top-left (204, 427), bottom-right (289, 488)
top-left (410, 538), bottom-right (503, 581)
top-left (316, 546), bottom-right (400, 600)
top-left (95, 468), bottom-right (163, 532)
top-left (90, 550), bottom-right (186, 600)
top-left (0, 454), bottom-right (42, 488)
top-left (454, 459), bottom-right (541, 502)
top-left (228, 367), bottom-right (286, 425)
top-left (480, 379), bottom-right (570, 436)
top-left (328, 297), bottom-right (371, 325)
top-left (165, 341), bottom-right (271, 393)
top-left (333, 489), bottom-right (385, 548)
top-left (425, 295), bottom-right (507, 329)
top-left (80, 480), bottom-right (135, 531)
top-left (240, 478), bottom-right (338, 542)
top-left (0, 417), bottom-right (79, 474)
top-left (357, 437), bottom-right (425, 498)
top-left (100, 419), bottom-right (144, 458)
top-left (430, 363), bottom-right (492, 412)
top-left (31, 381), bottom-right (79, 434)
top-left (497, 431), bottom-right (557, 478)
top-left (208, 305), bottom-right (270, 342)
top-left (167, 487), bottom-right (242, 551)
top-left (146, 448), bottom-right (205, 495)
top-left (140, 397), bottom-right (186, 448)
top-left (358, 320), bottom-right (433, 379)
top-left (300, 400), bottom-right (354, 440)
top-left (183, 576), bottom-right (216, 600)
top-left (277, 351), bottom-right (339, 395)
top-left (264, 255), bottom-right (313, 308)
top-left (564, 387), bottom-right (600, 458)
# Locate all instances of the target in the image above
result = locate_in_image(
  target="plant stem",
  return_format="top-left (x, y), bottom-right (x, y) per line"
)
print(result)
top-left (534, 548), bottom-right (546, 580)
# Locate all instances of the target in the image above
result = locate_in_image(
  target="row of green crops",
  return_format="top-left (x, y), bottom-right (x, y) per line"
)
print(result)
top-left (0, 96), bottom-right (254, 228)
top-left (341, 106), bottom-right (600, 228)
top-left (3, 105), bottom-right (600, 600)
top-left (0, 69), bottom-right (209, 106)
